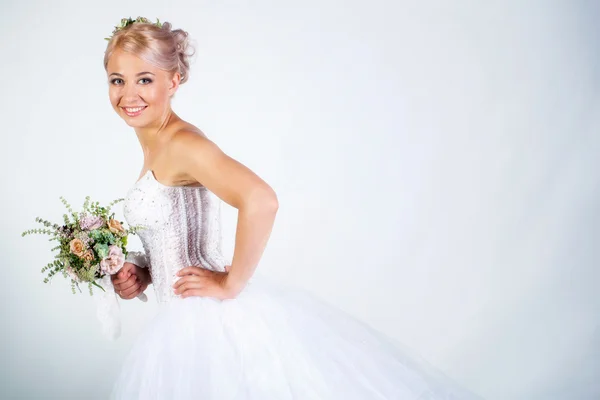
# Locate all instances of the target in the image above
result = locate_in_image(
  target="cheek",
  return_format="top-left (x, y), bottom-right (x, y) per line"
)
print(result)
top-left (108, 88), bottom-right (120, 107)
top-left (141, 85), bottom-right (162, 103)
top-left (142, 86), bottom-right (170, 108)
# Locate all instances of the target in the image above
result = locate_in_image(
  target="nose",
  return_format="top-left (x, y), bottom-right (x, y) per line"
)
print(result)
top-left (121, 82), bottom-right (141, 104)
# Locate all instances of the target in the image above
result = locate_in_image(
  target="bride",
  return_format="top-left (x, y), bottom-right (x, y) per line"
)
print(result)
top-left (105, 17), bottom-right (480, 399)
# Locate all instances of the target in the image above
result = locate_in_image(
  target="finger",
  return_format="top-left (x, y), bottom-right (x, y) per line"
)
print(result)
top-left (174, 281), bottom-right (205, 294)
top-left (118, 268), bottom-right (131, 280)
top-left (125, 281), bottom-right (148, 299)
top-left (113, 271), bottom-right (133, 285)
top-left (112, 276), bottom-right (127, 285)
top-left (116, 287), bottom-right (128, 299)
top-left (180, 288), bottom-right (205, 298)
top-left (122, 282), bottom-right (141, 298)
top-left (224, 265), bottom-right (230, 272)
top-left (123, 287), bottom-right (141, 300)
top-left (172, 275), bottom-right (204, 289)
top-left (119, 275), bottom-right (139, 291)
top-left (121, 282), bottom-right (139, 297)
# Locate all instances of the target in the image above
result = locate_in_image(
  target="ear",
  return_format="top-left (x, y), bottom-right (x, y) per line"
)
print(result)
top-left (168, 72), bottom-right (181, 96)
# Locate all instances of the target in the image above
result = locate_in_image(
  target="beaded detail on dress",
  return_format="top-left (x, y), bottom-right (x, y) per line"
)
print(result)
top-left (123, 170), bottom-right (230, 303)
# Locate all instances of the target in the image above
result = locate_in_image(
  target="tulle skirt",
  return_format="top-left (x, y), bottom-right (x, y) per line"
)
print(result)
top-left (110, 275), bottom-right (480, 399)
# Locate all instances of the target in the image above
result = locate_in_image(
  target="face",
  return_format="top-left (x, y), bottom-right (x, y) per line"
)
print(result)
top-left (106, 49), bottom-right (180, 129)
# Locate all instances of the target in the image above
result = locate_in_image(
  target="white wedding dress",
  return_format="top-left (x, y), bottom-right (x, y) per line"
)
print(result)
top-left (109, 169), bottom-right (480, 399)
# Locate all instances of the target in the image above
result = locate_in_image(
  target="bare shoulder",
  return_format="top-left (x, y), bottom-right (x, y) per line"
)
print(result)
top-left (160, 126), bottom-right (227, 186)
top-left (168, 127), bottom-right (221, 157)
top-left (161, 125), bottom-right (274, 207)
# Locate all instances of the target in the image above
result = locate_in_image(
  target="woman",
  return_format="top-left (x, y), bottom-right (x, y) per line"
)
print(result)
top-left (106, 17), bottom-right (480, 399)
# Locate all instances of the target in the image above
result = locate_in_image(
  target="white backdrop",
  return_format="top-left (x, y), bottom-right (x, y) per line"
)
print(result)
top-left (1, 0), bottom-right (599, 399)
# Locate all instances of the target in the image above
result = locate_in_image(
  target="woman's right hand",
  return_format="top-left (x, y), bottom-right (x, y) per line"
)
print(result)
top-left (111, 262), bottom-right (151, 300)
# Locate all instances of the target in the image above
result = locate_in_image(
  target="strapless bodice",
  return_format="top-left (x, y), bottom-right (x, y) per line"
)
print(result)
top-left (123, 170), bottom-right (229, 303)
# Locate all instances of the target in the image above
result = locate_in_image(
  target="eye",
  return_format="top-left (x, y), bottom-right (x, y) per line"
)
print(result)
top-left (139, 78), bottom-right (153, 84)
top-left (110, 78), bottom-right (124, 85)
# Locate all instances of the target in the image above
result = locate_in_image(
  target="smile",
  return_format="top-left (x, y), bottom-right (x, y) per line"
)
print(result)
top-left (121, 106), bottom-right (147, 117)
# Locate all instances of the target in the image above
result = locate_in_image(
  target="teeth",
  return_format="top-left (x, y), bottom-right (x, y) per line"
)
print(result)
top-left (124, 107), bottom-right (145, 112)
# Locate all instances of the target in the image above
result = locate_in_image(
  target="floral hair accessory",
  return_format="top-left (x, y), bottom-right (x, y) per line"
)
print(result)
top-left (104, 16), bottom-right (163, 41)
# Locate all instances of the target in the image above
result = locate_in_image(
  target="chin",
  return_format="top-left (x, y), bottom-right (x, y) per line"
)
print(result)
top-left (119, 112), bottom-right (153, 128)
top-left (122, 117), bottom-right (151, 128)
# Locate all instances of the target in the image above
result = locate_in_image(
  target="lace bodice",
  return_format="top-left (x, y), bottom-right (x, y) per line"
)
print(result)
top-left (123, 170), bottom-right (230, 303)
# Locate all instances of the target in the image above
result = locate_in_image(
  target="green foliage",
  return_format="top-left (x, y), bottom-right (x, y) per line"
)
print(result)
top-left (89, 229), bottom-right (116, 245)
top-left (59, 196), bottom-right (73, 216)
top-left (59, 196), bottom-right (79, 225)
top-left (79, 263), bottom-right (99, 282)
top-left (83, 195), bottom-right (90, 212)
top-left (42, 259), bottom-right (63, 283)
top-left (22, 228), bottom-right (54, 237)
top-left (106, 198), bottom-right (124, 216)
top-left (94, 243), bottom-right (109, 259)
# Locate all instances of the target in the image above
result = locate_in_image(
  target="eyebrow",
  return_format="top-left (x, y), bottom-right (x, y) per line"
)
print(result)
top-left (109, 72), bottom-right (156, 77)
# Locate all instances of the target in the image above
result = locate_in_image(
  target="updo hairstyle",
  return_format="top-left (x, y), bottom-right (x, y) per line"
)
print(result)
top-left (104, 20), bottom-right (195, 84)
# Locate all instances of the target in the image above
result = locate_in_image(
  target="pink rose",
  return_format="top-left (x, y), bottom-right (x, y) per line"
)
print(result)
top-left (100, 245), bottom-right (125, 275)
top-left (80, 214), bottom-right (104, 231)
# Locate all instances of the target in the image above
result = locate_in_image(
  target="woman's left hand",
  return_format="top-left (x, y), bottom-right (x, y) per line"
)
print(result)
top-left (173, 266), bottom-right (239, 300)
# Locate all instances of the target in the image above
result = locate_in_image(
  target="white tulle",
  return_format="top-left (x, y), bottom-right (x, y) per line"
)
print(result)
top-left (111, 274), bottom-right (479, 399)
top-left (108, 170), bottom-right (481, 399)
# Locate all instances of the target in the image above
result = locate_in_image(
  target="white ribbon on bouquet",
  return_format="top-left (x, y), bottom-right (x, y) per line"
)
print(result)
top-left (95, 251), bottom-right (149, 340)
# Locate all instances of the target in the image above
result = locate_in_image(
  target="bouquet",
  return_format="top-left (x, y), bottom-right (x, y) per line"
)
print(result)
top-left (22, 195), bottom-right (147, 302)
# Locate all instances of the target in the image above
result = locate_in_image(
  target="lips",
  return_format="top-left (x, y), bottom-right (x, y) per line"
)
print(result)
top-left (121, 106), bottom-right (147, 117)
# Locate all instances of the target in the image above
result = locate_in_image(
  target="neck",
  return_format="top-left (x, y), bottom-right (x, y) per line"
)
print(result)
top-left (134, 107), bottom-right (181, 156)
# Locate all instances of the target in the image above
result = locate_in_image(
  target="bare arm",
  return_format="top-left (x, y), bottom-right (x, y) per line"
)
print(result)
top-left (171, 131), bottom-right (279, 295)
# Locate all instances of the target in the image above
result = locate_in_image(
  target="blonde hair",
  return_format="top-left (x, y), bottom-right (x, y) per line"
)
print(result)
top-left (104, 21), bottom-right (194, 84)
